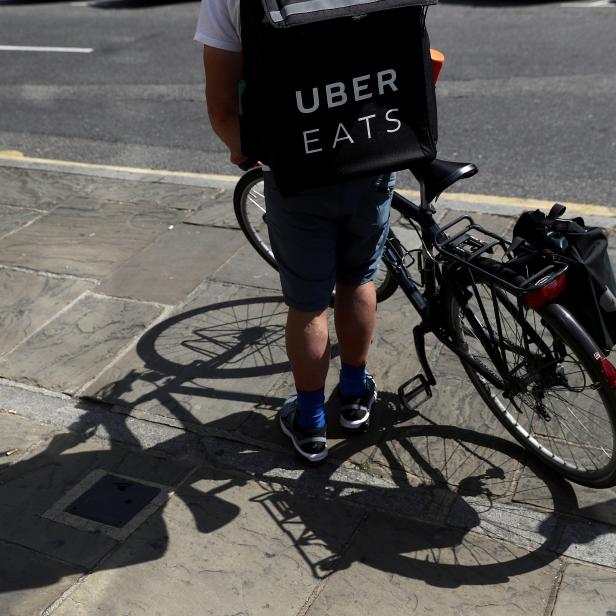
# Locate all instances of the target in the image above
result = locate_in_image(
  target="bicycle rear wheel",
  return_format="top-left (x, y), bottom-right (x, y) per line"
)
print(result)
top-left (233, 168), bottom-right (398, 304)
top-left (444, 274), bottom-right (616, 488)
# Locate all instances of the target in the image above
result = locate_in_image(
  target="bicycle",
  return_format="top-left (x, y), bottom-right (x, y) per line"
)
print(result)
top-left (234, 160), bottom-right (616, 488)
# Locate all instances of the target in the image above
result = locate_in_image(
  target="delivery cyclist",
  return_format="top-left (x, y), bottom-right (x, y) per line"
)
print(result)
top-left (196, 0), bottom-right (397, 463)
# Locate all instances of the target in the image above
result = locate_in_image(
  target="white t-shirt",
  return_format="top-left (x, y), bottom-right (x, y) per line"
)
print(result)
top-left (194, 0), bottom-right (242, 52)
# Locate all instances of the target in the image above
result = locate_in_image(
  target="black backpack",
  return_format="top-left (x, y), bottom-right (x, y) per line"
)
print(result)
top-left (513, 204), bottom-right (616, 353)
top-left (239, 0), bottom-right (438, 194)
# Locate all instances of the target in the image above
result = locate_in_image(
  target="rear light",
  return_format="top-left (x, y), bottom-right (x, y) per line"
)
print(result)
top-left (598, 354), bottom-right (616, 389)
top-left (523, 273), bottom-right (567, 309)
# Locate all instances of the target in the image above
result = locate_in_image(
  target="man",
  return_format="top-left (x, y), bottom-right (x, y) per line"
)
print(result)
top-left (195, 0), bottom-right (395, 463)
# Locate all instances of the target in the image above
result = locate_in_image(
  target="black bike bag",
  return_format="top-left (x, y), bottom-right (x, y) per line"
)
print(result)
top-left (513, 204), bottom-right (616, 353)
top-left (240, 0), bottom-right (438, 194)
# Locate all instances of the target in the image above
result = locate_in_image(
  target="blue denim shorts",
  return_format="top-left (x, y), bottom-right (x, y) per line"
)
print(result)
top-left (264, 172), bottom-right (395, 312)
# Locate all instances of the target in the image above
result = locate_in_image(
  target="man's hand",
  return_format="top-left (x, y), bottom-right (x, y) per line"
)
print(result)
top-left (203, 46), bottom-right (244, 164)
top-left (230, 151), bottom-right (248, 166)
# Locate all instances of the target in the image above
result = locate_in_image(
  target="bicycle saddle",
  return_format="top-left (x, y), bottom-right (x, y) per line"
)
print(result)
top-left (409, 158), bottom-right (478, 203)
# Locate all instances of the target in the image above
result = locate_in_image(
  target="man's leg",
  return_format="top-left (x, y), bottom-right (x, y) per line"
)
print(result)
top-left (334, 281), bottom-right (376, 369)
top-left (285, 307), bottom-right (330, 438)
top-left (286, 307), bottom-right (330, 392)
top-left (333, 281), bottom-right (379, 430)
top-left (263, 173), bottom-right (337, 462)
top-left (334, 173), bottom-right (395, 429)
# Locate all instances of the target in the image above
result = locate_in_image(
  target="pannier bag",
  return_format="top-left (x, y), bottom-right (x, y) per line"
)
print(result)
top-left (240, 0), bottom-right (439, 194)
top-left (513, 204), bottom-right (616, 353)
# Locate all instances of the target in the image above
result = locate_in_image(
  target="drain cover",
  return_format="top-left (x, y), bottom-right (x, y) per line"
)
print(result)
top-left (65, 474), bottom-right (162, 528)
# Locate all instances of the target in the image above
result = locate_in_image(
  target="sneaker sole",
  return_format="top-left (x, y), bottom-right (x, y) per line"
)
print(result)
top-left (279, 415), bottom-right (328, 463)
top-left (339, 386), bottom-right (377, 431)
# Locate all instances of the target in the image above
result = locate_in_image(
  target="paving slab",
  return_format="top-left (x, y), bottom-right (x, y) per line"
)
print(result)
top-left (439, 210), bottom-right (515, 240)
top-left (0, 540), bottom-right (82, 616)
top-left (184, 190), bottom-right (240, 228)
top-left (0, 203), bottom-right (42, 238)
top-left (558, 517), bottom-right (616, 568)
top-left (370, 363), bottom-right (521, 496)
top-left (514, 466), bottom-right (616, 527)
top-left (0, 412), bottom-right (57, 469)
top-left (0, 430), bottom-right (193, 572)
top-left (84, 281), bottom-right (289, 432)
top-left (0, 167), bottom-right (95, 210)
top-left (552, 562), bottom-right (616, 616)
top-left (78, 175), bottom-right (222, 211)
top-left (448, 495), bottom-right (560, 553)
top-left (306, 512), bottom-right (559, 616)
top-left (98, 223), bottom-right (245, 304)
top-left (0, 292), bottom-right (164, 394)
top-left (0, 197), bottom-right (180, 278)
top-left (0, 267), bottom-right (93, 356)
top-left (0, 434), bottom-right (119, 570)
top-left (51, 469), bottom-right (365, 616)
top-left (371, 414), bottom-right (522, 497)
top-left (212, 239), bottom-right (283, 291)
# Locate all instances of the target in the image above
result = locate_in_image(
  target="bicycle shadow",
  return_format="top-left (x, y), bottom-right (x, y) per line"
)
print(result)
top-left (1, 294), bottom-right (615, 605)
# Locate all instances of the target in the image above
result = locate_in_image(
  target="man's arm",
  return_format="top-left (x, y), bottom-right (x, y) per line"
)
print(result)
top-left (202, 45), bottom-right (246, 166)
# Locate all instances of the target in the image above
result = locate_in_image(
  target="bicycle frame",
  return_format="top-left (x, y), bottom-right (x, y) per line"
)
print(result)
top-left (380, 191), bottom-right (566, 403)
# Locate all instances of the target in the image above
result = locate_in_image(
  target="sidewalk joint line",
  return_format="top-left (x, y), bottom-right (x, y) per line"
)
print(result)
top-left (87, 290), bottom-right (173, 310)
top-left (0, 202), bottom-right (48, 214)
top-left (73, 303), bottom-right (176, 398)
top-left (0, 536), bottom-right (86, 572)
top-left (544, 559), bottom-right (567, 616)
top-left (0, 263), bottom-right (100, 284)
top-left (0, 376), bottom-right (73, 401)
top-left (0, 289), bottom-right (91, 361)
top-left (0, 210), bottom-right (48, 243)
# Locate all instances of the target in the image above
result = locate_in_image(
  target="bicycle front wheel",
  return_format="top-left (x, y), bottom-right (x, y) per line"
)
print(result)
top-left (233, 167), bottom-right (398, 303)
top-left (444, 276), bottom-right (616, 488)
top-left (234, 167), bottom-right (278, 270)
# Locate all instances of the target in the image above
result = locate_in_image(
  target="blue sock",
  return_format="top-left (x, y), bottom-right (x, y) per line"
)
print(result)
top-left (339, 363), bottom-right (367, 398)
top-left (296, 389), bottom-right (326, 432)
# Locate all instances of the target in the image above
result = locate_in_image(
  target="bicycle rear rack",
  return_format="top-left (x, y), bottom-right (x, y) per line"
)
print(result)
top-left (434, 214), bottom-right (569, 295)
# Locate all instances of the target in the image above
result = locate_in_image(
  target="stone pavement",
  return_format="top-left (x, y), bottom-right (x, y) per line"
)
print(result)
top-left (2, 159), bottom-right (616, 615)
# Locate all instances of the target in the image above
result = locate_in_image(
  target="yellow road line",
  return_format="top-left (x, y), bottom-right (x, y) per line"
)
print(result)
top-left (0, 152), bottom-right (241, 183)
top-left (397, 188), bottom-right (615, 219)
top-left (0, 152), bottom-right (612, 218)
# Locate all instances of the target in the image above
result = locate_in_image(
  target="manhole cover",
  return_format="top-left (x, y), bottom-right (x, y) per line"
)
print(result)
top-left (64, 474), bottom-right (161, 528)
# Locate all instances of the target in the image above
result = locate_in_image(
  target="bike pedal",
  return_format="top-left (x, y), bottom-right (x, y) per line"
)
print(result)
top-left (398, 374), bottom-right (433, 411)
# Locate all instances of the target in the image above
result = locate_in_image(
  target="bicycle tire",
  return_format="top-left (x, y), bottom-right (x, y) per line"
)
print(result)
top-left (233, 167), bottom-right (399, 304)
top-left (234, 167), bottom-right (279, 271)
top-left (443, 274), bottom-right (616, 488)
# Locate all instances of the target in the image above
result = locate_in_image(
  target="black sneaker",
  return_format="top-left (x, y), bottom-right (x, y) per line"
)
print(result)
top-left (279, 396), bottom-right (328, 463)
top-left (338, 374), bottom-right (377, 431)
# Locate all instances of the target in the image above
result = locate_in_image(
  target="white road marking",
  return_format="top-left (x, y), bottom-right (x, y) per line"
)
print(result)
top-left (0, 45), bottom-right (93, 54)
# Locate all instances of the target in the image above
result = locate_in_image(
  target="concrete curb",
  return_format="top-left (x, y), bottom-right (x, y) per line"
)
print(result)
top-left (1, 155), bottom-right (614, 226)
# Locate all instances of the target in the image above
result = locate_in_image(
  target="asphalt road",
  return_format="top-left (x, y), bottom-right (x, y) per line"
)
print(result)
top-left (0, 0), bottom-right (614, 205)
